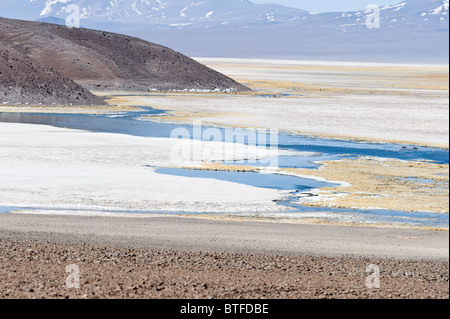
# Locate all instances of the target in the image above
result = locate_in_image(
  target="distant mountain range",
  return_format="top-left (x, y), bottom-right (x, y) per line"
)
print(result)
top-left (1, 0), bottom-right (309, 27)
top-left (0, 0), bottom-right (448, 63)
top-left (1, 0), bottom-right (447, 29)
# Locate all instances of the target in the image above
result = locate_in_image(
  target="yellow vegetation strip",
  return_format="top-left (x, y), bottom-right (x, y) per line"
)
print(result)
top-left (282, 158), bottom-right (449, 214)
top-left (185, 159), bottom-right (449, 215)
top-left (0, 104), bottom-right (140, 114)
top-left (238, 79), bottom-right (449, 95)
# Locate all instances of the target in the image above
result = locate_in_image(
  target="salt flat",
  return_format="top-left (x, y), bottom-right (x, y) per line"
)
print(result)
top-left (0, 122), bottom-right (286, 214)
top-left (112, 58), bottom-right (449, 148)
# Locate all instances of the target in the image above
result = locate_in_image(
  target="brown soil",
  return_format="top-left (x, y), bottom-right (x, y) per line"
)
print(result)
top-left (0, 238), bottom-right (448, 299)
top-left (0, 17), bottom-right (249, 94)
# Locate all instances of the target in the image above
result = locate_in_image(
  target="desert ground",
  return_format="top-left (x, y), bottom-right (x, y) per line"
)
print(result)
top-left (0, 59), bottom-right (448, 299)
top-left (0, 215), bottom-right (448, 299)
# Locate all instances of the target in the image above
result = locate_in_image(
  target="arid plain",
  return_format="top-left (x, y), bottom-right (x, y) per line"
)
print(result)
top-left (0, 59), bottom-right (448, 299)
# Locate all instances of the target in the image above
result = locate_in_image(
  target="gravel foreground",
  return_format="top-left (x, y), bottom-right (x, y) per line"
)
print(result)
top-left (0, 239), bottom-right (448, 299)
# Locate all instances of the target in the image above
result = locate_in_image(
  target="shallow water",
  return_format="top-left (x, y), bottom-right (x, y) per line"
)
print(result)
top-left (0, 108), bottom-right (176, 138)
top-left (1, 109), bottom-right (448, 228)
top-left (154, 168), bottom-right (449, 228)
top-left (0, 110), bottom-right (447, 165)
top-left (277, 196), bottom-right (449, 228)
top-left (2, 202), bottom-right (447, 229)
top-left (0, 206), bottom-right (16, 213)
top-left (220, 154), bottom-right (357, 169)
top-left (156, 167), bottom-right (336, 191)
top-left (400, 177), bottom-right (442, 184)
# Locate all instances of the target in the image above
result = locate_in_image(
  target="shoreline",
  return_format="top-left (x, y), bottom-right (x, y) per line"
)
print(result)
top-left (0, 103), bottom-right (448, 150)
top-left (1, 214), bottom-right (448, 260)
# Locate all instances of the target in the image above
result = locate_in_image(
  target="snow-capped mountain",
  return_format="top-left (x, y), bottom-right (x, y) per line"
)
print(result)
top-left (0, 0), bottom-right (447, 30)
top-left (0, 0), bottom-right (309, 27)
top-left (303, 0), bottom-right (449, 31)
top-left (0, 0), bottom-right (448, 63)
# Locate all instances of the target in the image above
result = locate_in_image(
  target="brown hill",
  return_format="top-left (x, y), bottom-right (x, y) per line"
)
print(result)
top-left (0, 43), bottom-right (106, 106)
top-left (0, 17), bottom-right (249, 93)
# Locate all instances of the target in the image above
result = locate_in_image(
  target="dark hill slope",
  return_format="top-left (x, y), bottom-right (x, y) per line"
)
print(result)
top-left (0, 44), bottom-right (106, 106)
top-left (0, 17), bottom-right (249, 92)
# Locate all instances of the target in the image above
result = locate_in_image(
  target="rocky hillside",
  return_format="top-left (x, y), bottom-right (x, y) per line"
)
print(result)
top-left (0, 17), bottom-right (249, 93)
top-left (0, 44), bottom-right (106, 106)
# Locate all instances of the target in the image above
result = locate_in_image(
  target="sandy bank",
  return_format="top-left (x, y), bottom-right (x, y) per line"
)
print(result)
top-left (0, 214), bottom-right (448, 260)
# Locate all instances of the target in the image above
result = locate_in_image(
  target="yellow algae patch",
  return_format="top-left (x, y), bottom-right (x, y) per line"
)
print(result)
top-left (283, 158), bottom-right (449, 214)
top-left (0, 104), bottom-right (139, 114)
top-left (218, 63), bottom-right (449, 92)
top-left (145, 110), bottom-right (259, 127)
top-left (389, 72), bottom-right (449, 90)
top-left (238, 79), bottom-right (411, 96)
top-left (101, 95), bottom-right (157, 107)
